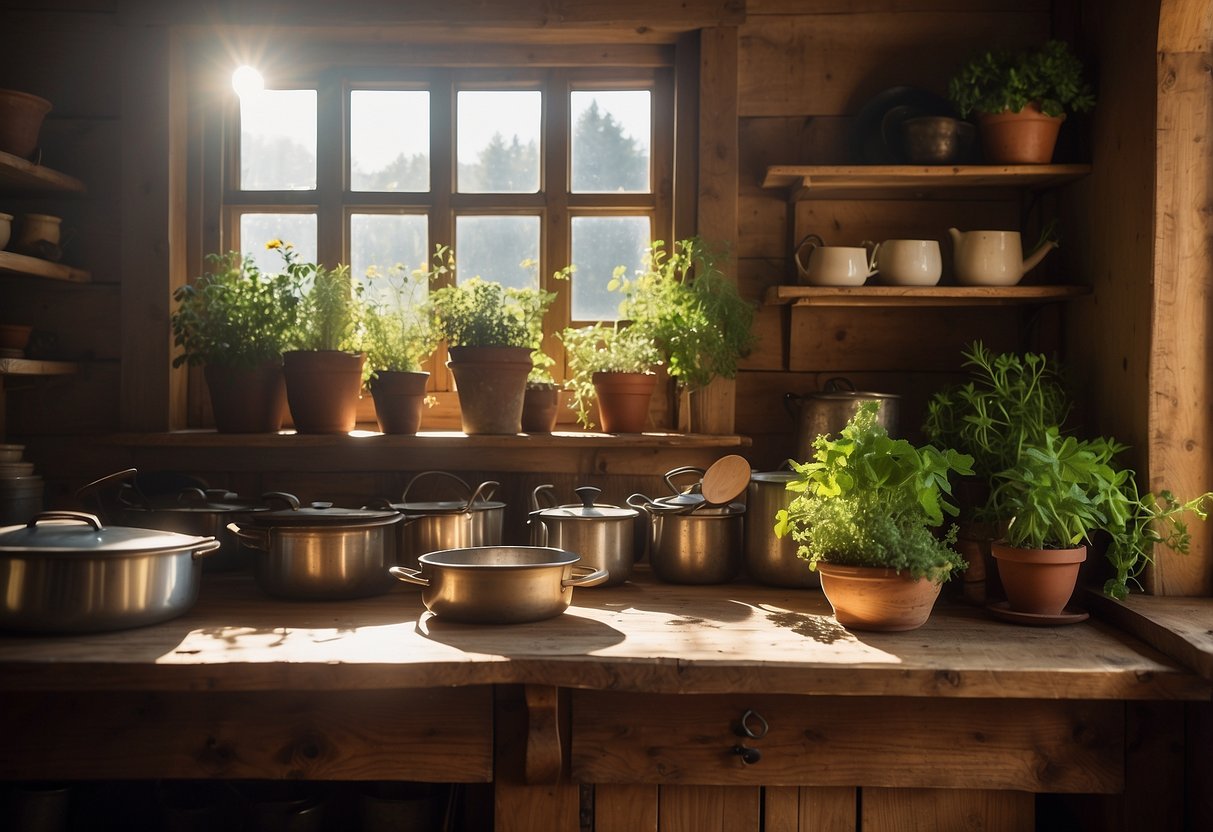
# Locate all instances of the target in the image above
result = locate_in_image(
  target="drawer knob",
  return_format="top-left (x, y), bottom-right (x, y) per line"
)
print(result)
top-left (734, 708), bottom-right (769, 740)
top-left (730, 744), bottom-right (762, 765)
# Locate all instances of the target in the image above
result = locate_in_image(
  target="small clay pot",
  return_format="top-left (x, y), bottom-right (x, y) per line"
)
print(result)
top-left (593, 372), bottom-right (656, 433)
top-left (0, 89), bottom-right (52, 160)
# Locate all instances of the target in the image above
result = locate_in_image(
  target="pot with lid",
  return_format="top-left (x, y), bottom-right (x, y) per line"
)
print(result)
top-left (745, 468), bottom-right (819, 588)
top-left (785, 377), bottom-right (899, 462)
top-left (77, 468), bottom-right (268, 572)
top-left (529, 484), bottom-right (637, 586)
top-left (626, 456), bottom-right (749, 585)
top-left (0, 511), bottom-right (220, 632)
top-left (370, 471), bottom-right (505, 569)
top-left (227, 492), bottom-right (402, 600)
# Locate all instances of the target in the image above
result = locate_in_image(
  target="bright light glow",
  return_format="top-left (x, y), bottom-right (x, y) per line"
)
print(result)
top-left (232, 65), bottom-right (265, 98)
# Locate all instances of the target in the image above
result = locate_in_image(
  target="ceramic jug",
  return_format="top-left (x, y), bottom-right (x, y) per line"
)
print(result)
top-left (794, 234), bottom-right (879, 287)
top-left (948, 228), bottom-right (1057, 287)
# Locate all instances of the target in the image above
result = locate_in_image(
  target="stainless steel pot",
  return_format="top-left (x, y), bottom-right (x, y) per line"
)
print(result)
top-left (0, 511), bottom-right (220, 633)
top-left (745, 470), bottom-right (819, 588)
top-left (785, 377), bottom-right (900, 462)
top-left (528, 484), bottom-right (637, 587)
top-left (77, 468), bottom-right (267, 572)
top-left (390, 546), bottom-right (607, 624)
top-left (227, 492), bottom-right (402, 600)
top-left (372, 471), bottom-right (505, 568)
top-left (627, 487), bottom-right (745, 585)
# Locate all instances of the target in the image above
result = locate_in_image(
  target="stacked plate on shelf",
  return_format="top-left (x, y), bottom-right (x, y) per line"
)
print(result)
top-left (0, 445), bottom-right (44, 525)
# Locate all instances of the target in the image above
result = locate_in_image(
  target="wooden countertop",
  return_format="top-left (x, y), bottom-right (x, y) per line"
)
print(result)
top-left (0, 569), bottom-right (1206, 701)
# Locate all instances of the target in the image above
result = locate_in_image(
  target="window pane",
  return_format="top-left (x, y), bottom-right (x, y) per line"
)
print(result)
top-left (571, 91), bottom-right (650, 193)
top-left (240, 89), bottom-right (317, 190)
top-left (351, 214), bottom-right (429, 303)
top-left (570, 216), bottom-right (650, 321)
top-left (240, 213), bottom-right (317, 274)
top-left (456, 216), bottom-right (541, 290)
top-left (350, 91), bottom-right (430, 192)
top-left (457, 91), bottom-right (541, 193)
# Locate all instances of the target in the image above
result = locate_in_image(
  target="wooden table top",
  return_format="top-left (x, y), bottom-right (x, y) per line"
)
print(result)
top-left (0, 568), bottom-right (1207, 701)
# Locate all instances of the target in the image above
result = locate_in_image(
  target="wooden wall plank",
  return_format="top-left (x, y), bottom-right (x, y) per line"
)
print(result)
top-left (862, 788), bottom-right (1034, 832)
top-left (658, 785), bottom-right (761, 832)
top-left (800, 786), bottom-right (857, 831)
top-left (595, 784), bottom-right (658, 832)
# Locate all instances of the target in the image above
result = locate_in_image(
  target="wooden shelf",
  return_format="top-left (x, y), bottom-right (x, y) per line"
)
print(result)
top-left (766, 283), bottom-right (1091, 308)
top-left (0, 357), bottom-right (77, 376)
top-left (0, 150), bottom-right (85, 194)
top-left (0, 250), bottom-right (89, 283)
top-left (762, 164), bottom-right (1092, 200)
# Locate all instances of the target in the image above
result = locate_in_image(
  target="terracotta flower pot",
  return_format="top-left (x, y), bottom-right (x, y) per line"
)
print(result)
top-left (370, 370), bottom-right (429, 435)
top-left (204, 361), bottom-right (287, 434)
top-left (447, 345), bottom-right (531, 435)
top-left (816, 563), bottom-right (943, 631)
top-left (977, 103), bottom-right (1065, 164)
top-left (990, 540), bottom-right (1086, 616)
top-left (521, 386), bottom-right (561, 433)
top-left (593, 372), bottom-right (656, 433)
top-left (0, 89), bottom-right (52, 161)
top-left (282, 350), bottom-right (366, 434)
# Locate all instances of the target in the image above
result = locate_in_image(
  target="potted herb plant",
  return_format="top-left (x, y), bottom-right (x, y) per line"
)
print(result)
top-left (170, 250), bottom-right (298, 433)
top-left (362, 262), bottom-right (439, 435)
top-left (948, 39), bottom-right (1096, 164)
top-left (774, 401), bottom-right (974, 631)
top-left (275, 241), bottom-right (367, 434)
top-left (522, 347), bottom-right (562, 433)
top-left (426, 246), bottom-right (558, 435)
top-left (561, 321), bottom-right (663, 433)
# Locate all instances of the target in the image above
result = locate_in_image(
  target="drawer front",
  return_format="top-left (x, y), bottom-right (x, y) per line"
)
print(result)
top-left (570, 692), bottom-right (1122, 793)
top-left (1, 686), bottom-right (493, 782)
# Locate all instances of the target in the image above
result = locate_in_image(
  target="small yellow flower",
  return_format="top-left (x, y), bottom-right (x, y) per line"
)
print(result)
top-left (265, 239), bottom-right (282, 250)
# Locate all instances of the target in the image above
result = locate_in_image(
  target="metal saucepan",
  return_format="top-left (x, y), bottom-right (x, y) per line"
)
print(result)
top-left (390, 546), bottom-right (607, 624)
top-left (0, 511), bottom-right (220, 633)
top-left (784, 377), bottom-right (900, 462)
top-left (529, 484), bottom-right (637, 587)
top-left (76, 468), bottom-right (268, 572)
top-left (369, 471), bottom-right (505, 568)
top-left (227, 492), bottom-right (402, 600)
top-left (745, 468), bottom-right (818, 588)
top-left (627, 488), bottom-right (746, 585)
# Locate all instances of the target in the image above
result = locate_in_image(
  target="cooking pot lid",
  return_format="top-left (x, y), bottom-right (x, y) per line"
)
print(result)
top-left (252, 492), bottom-right (400, 525)
top-left (751, 470), bottom-right (798, 484)
top-left (539, 503), bottom-right (637, 520)
top-left (134, 487), bottom-right (266, 514)
top-left (395, 498), bottom-right (505, 514)
top-left (810, 390), bottom-right (899, 401)
top-left (0, 511), bottom-right (217, 555)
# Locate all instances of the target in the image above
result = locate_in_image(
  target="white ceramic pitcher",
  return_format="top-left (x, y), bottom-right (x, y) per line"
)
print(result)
top-left (948, 228), bottom-right (1057, 286)
top-left (794, 234), bottom-right (879, 287)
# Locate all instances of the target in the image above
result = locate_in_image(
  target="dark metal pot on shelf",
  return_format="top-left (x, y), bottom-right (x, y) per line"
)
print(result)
top-left (0, 511), bottom-right (219, 633)
top-left (369, 471), bottom-right (505, 569)
top-left (227, 492), bottom-right (402, 600)
top-left (784, 377), bottom-right (900, 462)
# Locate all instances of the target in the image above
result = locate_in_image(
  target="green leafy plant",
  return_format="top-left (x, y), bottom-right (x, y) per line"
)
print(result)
top-left (361, 261), bottom-right (439, 377)
top-left (561, 322), bottom-right (663, 429)
top-left (270, 241), bottom-right (363, 353)
top-left (774, 401), bottom-right (975, 583)
top-left (170, 250), bottom-right (299, 369)
top-left (615, 238), bottom-right (757, 391)
top-left (528, 348), bottom-right (558, 389)
top-left (425, 246), bottom-right (563, 349)
top-left (923, 341), bottom-right (1071, 515)
top-left (990, 427), bottom-right (1213, 599)
top-left (948, 40), bottom-right (1096, 119)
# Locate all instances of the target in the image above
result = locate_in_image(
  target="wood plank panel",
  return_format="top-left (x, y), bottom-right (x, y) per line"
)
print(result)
top-left (737, 12), bottom-right (1049, 117)
top-left (763, 786), bottom-right (856, 832)
top-left (571, 693), bottom-right (1125, 793)
top-left (494, 783), bottom-right (581, 832)
top-left (862, 788), bottom-right (1034, 832)
top-left (658, 785), bottom-right (761, 832)
top-left (0, 688), bottom-right (493, 781)
top-left (748, 2), bottom-right (1049, 12)
top-left (595, 784), bottom-right (658, 832)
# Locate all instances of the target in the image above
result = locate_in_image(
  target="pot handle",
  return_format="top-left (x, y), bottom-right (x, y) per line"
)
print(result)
top-left (26, 510), bottom-right (104, 530)
top-left (663, 466), bottom-right (706, 496)
top-left (74, 468), bottom-right (138, 502)
top-left (783, 392), bottom-right (803, 420)
top-left (531, 483), bottom-right (557, 512)
top-left (401, 470), bottom-right (471, 504)
top-left (192, 538), bottom-right (223, 560)
top-left (527, 511), bottom-right (550, 547)
top-left (563, 565), bottom-right (609, 588)
top-left (823, 376), bottom-right (856, 393)
top-left (466, 479), bottom-right (501, 512)
top-left (226, 521), bottom-right (269, 551)
top-left (261, 491), bottom-right (301, 511)
top-left (575, 486), bottom-right (602, 509)
top-left (389, 565), bottom-right (430, 587)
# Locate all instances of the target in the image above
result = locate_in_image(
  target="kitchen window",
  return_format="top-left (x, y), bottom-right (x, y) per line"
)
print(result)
top-left (189, 42), bottom-right (677, 429)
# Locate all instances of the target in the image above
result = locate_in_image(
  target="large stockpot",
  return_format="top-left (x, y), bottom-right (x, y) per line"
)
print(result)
top-left (77, 468), bottom-right (267, 572)
top-left (0, 511), bottom-right (220, 633)
top-left (227, 493), bottom-right (402, 600)
top-left (390, 546), bottom-right (607, 624)
top-left (528, 484), bottom-right (637, 587)
top-left (785, 378), bottom-right (900, 462)
top-left (627, 490), bottom-right (745, 585)
top-left (745, 470), bottom-right (819, 588)
top-left (371, 471), bottom-right (505, 568)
